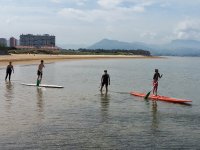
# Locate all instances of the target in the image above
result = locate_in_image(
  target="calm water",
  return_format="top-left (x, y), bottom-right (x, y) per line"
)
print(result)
top-left (0, 57), bottom-right (199, 149)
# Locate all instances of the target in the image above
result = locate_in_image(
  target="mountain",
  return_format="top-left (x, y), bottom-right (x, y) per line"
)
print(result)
top-left (88, 39), bottom-right (150, 50)
top-left (169, 39), bottom-right (200, 48)
top-left (88, 39), bottom-right (200, 56)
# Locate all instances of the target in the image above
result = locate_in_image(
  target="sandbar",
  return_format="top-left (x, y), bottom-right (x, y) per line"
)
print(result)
top-left (0, 54), bottom-right (161, 67)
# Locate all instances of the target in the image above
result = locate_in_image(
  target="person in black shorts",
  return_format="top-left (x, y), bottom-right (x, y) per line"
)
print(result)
top-left (5, 62), bottom-right (14, 81)
top-left (100, 70), bottom-right (110, 93)
top-left (37, 60), bottom-right (45, 86)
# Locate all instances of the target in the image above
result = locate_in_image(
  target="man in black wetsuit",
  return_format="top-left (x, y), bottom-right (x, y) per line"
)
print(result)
top-left (5, 62), bottom-right (14, 81)
top-left (100, 70), bottom-right (110, 93)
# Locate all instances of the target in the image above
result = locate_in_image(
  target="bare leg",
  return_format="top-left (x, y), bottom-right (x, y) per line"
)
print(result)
top-left (153, 87), bottom-right (156, 95)
top-left (100, 85), bottom-right (103, 92)
top-left (155, 87), bottom-right (158, 96)
top-left (105, 85), bottom-right (108, 93)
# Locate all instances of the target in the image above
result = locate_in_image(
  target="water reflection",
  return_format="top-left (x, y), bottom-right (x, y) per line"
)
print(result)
top-left (36, 88), bottom-right (45, 120)
top-left (37, 88), bottom-right (44, 113)
top-left (4, 81), bottom-right (14, 112)
top-left (151, 100), bottom-right (159, 130)
top-left (100, 93), bottom-right (110, 122)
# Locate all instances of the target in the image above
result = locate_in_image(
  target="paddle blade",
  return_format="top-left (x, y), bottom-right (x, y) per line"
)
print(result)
top-left (144, 91), bottom-right (151, 99)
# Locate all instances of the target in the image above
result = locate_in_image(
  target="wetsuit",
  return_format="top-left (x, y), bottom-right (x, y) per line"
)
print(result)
top-left (5, 65), bottom-right (13, 81)
top-left (102, 74), bottom-right (110, 87)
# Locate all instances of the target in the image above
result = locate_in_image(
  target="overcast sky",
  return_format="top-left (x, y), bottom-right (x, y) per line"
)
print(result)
top-left (0, 0), bottom-right (200, 46)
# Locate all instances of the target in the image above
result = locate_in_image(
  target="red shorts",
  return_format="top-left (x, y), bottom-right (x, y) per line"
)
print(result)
top-left (153, 80), bottom-right (158, 88)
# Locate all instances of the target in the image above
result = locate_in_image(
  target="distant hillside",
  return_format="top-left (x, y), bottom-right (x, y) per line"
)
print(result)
top-left (88, 39), bottom-right (150, 50)
top-left (88, 39), bottom-right (200, 56)
top-left (78, 48), bottom-right (151, 56)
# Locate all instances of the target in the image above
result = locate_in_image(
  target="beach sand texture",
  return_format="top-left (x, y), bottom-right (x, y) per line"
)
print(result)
top-left (0, 54), bottom-right (160, 66)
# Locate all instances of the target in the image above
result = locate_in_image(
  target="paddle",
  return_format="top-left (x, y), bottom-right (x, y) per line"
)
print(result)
top-left (144, 80), bottom-right (159, 100)
top-left (144, 87), bottom-right (154, 100)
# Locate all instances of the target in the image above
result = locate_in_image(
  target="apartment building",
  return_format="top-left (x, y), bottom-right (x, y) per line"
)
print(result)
top-left (20, 34), bottom-right (55, 47)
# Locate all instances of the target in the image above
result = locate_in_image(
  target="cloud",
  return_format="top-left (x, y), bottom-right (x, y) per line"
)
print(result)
top-left (132, 6), bottom-right (145, 12)
top-left (57, 0), bottom-right (155, 22)
top-left (58, 8), bottom-right (89, 21)
top-left (51, 0), bottom-right (61, 3)
top-left (97, 0), bottom-right (154, 11)
top-left (97, 0), bottom-right (122, 9)
top-left (175, 19), bottom-right (200, 40)
top-left (50, 0), bottom-right (87, 6)
top-left (58, 7), bottom-right (140, 23)
top-left (140, 31), bottom-right (157, 39)
top-left (75, 0), bottom-right (87, 6)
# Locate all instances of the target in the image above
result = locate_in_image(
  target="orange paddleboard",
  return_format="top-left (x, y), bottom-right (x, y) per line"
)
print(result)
top-left (130, 92), bottom-right (192, 103)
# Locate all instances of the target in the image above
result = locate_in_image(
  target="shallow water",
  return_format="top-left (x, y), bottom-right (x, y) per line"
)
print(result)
top-left (0, 57), bottom-right (199, 149)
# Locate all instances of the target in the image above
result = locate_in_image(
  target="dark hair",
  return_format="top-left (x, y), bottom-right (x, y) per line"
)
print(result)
top-left (104, 70), bottom-right (107, 73)
top-left (155, 69), bottom-right (158, 72)
top-left (41, 60), bottom-right (44, 63)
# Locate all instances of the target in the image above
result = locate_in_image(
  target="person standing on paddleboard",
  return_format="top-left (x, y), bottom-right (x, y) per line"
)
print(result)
top-left (100, 70), bottom-right (110, 93)
top-left (5, 61), bottom-right (14, 81)
top-left (153, 69), bottom-right (162, 96)
top-left (37, 60), bottom-right (45, 86)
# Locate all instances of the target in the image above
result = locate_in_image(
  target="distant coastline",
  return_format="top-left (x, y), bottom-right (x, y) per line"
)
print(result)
top-left (0, 54), bottom-right (162, 67)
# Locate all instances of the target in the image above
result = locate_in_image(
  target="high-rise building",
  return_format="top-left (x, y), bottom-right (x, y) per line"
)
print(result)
top-left (10, 37), bottom-right (17, 47)
top-left (20, 34), bottom-right (55, 48)
top-left (0, 38), bottom-right (7, 47)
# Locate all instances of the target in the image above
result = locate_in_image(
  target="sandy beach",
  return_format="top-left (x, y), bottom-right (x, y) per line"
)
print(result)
top-left (0, 54), bottom-right (160, 66)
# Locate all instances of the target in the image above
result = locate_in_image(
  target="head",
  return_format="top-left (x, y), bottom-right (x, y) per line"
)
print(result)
top-left (9, 61), bottom-right (12, 65)
top-left (155, 69), bottom-right (158, 73)
top-left (104, 70), bottom-right (107, 74)
top-left (41, 60), bottom-right (44, 64)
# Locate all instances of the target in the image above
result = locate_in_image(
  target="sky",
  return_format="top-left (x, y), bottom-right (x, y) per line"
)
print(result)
top-left (0, 0), bottom-right (200, 47)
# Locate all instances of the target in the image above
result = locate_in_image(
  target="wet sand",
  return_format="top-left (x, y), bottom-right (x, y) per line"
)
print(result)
top-left (0, 54), bottom-right (161, 66)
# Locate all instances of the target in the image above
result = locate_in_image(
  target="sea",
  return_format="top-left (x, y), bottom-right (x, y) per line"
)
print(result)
top-left (0, 57), bottom-right (199, 149)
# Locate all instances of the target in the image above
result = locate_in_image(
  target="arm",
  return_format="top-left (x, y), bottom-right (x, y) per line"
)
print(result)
top-left (108, 75), bottom-right (110, 85)
top-left (159, 73), bottom-right (163, 78)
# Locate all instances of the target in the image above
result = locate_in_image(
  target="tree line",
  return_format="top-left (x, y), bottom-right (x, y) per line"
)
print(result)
top-left (77, 48), bottom-right (151, 56)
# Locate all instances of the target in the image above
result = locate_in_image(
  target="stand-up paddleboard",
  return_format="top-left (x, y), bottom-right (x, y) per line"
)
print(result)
top-left (130, 91), bottom-right (192, 103)
top-left (21, 83), bottom-right (64, 88)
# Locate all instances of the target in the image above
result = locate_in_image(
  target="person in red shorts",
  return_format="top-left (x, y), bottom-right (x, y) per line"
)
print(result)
top-left (153, 69), bottom-right (162, 96)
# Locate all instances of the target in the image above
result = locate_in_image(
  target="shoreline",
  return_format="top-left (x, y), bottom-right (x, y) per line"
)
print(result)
top-left (0, 54), bottom-right (162, 67)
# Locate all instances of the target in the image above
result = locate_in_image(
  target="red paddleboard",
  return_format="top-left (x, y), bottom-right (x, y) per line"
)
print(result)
top-left (130, 92), bottom-right (192, 103)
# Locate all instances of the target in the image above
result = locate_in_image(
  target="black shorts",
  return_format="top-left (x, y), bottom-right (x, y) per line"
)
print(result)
top-left (6, 70), bottom-right (12, 75)
top-left (37, 70), bottom-right (43, 76)
top-left (102, 82), bottom-right (108, 87)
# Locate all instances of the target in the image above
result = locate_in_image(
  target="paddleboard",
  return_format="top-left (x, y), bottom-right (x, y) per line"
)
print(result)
top-left (130, 91), bottom-right (192, 103)
top-left (21, 83), bottom-right (64, 88)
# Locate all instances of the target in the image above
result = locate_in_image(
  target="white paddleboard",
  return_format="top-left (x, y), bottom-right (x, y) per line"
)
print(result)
top-left (21, 83), bottom-right (64, 88)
